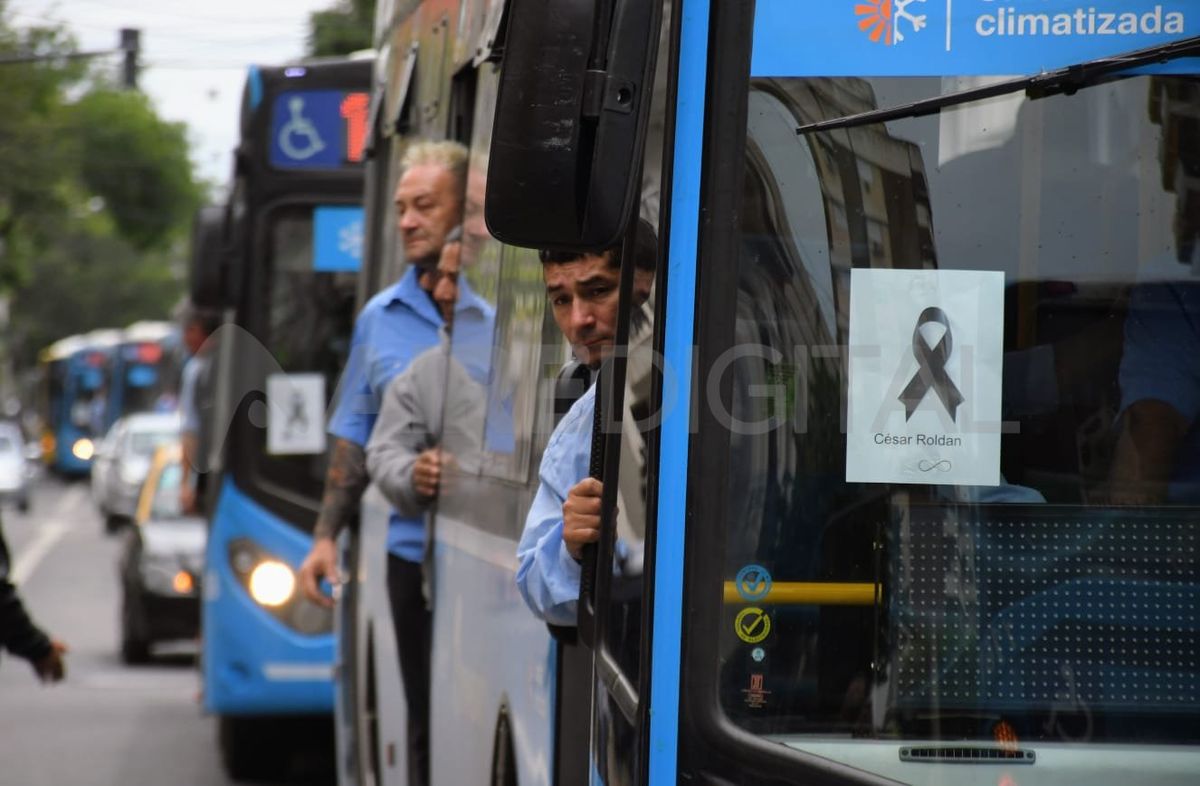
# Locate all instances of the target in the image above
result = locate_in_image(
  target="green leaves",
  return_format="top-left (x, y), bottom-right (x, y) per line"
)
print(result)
top-left (0, 4), bottom-right (203, 368)
top-left (70, 90), bottom-right (201, 252)
top-left (306, 0), bottom-right (376, 57)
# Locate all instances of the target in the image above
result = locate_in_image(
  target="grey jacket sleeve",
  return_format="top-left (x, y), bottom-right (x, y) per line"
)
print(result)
top-left (366, 363), bottom-right (435, 518)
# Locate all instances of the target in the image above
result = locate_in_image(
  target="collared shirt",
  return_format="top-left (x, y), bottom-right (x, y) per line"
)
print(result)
top-left (328, 265), bottom-right (494, 561)
top-left (515, 383), bottom-right (596, 626)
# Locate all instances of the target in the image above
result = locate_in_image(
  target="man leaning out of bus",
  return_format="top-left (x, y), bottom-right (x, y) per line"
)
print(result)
top-left (515, 220), bottom-right (657, 626)
top-left (299, 139), bottom-right (469, 786)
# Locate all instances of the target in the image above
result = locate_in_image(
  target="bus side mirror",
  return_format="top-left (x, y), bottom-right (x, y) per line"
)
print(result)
top-left (485, 0), bottom-right (661, 251)
top-left (189, 205), bottom-right (230, 309)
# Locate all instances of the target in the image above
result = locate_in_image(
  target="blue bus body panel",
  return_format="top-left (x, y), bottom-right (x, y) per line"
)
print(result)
top-left (202, 478), bottom-right (334, 715)
top-left (646, 0), bottom-right (711, 781)
top-left (53, 423), bottom-right (92, 474)
top-left (752, 0), bottom-right (1199, 77)
top-left (52, 357), bottom-right (105, 475)
top-left (428, 520), bottom-right (555, 786)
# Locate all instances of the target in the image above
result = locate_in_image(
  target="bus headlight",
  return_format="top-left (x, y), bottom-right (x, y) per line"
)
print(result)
top-left (248, 560), bottom-right (295, 607)
top-left (227, 538), bottom-right (332, 635)
top-left (72, 438), bottom-right (95, 461)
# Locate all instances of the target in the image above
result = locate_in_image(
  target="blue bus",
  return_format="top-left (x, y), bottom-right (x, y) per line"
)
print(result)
top-left (341, 1), bottom-right (1200, 785)
top-left (36, 329), bottom-right (121, 475)
top-left (102, 320), bottom-right (183, 432)
top-left (188, 55), bottom-right (372, 781)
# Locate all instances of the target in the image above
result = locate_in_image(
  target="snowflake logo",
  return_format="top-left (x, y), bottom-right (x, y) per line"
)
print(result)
top-left (338, 219), bottom-right (363, 260)
top-left (855, 0), bottom-right (927, 45)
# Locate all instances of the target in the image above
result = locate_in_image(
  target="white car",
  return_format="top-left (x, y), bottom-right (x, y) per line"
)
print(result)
top-left (92, 412), bottom-right (180, 531)
top-left (0, 422), bottom-right (31, 513)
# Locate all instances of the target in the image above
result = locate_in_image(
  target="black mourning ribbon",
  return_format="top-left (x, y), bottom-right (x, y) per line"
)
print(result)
top-left (898, 307), bottom-right (964, 421)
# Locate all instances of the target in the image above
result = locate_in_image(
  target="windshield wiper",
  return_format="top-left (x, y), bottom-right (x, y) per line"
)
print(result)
top-left (796, 34), bottom-right (1200, 136)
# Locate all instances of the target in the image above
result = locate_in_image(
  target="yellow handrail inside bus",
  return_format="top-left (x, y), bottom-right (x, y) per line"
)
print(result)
top-left (722, 581), bottom-right (877, 606)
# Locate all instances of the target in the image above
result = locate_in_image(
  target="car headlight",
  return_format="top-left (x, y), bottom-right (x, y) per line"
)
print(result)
top-left (227, 538), bottom-right (332, 635)
top-left (72, 438), bottom-right (95, 461)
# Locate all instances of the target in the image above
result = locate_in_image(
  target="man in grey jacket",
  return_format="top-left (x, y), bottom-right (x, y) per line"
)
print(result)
top-left (366, 229), bottom-right (496, 561)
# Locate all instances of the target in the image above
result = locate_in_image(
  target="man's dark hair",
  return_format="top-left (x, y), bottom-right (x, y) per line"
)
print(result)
top-left (538, 218), bottom-right (658, 273)
top-left (178, 301), bottom-right (222, 335)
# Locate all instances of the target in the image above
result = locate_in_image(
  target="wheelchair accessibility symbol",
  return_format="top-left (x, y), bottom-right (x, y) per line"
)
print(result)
top-left (278, 97), bottom-right (326, 162)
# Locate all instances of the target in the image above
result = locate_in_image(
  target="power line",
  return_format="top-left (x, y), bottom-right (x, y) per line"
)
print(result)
top-left (0, 47), bottom-right (116, 65)
top-left (38, 0), bottom-right (321, 27)
top-left (144, 60), bottom-right (251, 71)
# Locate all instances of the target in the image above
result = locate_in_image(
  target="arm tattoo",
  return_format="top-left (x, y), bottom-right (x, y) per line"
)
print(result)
top-left (314, 438), bottom-right (368, 540)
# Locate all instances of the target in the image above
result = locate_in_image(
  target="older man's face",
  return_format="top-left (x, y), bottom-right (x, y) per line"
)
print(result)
top-left (394, 163), bottom-right (462, 265)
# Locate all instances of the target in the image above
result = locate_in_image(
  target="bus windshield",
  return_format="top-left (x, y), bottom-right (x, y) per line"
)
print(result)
top-left (246, 204), bottom-right (357, 518)
top-left (717, 67), bottom-right (1200, 762)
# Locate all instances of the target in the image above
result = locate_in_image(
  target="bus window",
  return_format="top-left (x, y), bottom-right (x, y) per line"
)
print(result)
top-left (247, 204), bottom-right (358, 514)
top-left (711, 70), bottom-right (1200, 765)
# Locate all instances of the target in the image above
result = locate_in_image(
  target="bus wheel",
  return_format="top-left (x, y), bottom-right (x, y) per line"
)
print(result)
top-left (219, 716), bottom-right (271, 782)
top-left (120, 590), bottom-right (151, 664)
top-left (104, 513), bottom-right (123, 534)
top-left (490, 708), bottom-right (517, 786)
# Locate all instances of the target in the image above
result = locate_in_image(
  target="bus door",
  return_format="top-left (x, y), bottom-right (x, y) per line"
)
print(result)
top-left (489, 0), bottom-right (1200, 783)
top-left (655, 2), bottom-right (1200, 785)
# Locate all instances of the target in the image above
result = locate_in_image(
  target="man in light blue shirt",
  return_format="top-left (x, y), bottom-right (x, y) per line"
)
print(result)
top-left (516, 221), bottom-right (657, 626)
top-left (297, 140), bottom-right (469, 786)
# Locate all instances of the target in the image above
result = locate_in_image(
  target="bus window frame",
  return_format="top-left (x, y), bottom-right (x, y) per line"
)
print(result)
top-left (673, 3), bottom-right (899, 784)
top-left (227, 194), bottom-right (362, 530)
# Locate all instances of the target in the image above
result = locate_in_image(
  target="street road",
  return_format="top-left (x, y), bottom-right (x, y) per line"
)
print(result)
top-left (0, 474), bottom-right (326, 786)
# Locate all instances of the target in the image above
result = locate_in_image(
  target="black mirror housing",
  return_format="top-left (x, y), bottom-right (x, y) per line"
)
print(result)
top-left (485, 0), bottom-right (661, 251)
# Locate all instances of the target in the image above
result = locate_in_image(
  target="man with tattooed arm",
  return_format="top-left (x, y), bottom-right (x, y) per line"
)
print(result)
top-left (297, 140), bottom-right (468, 786)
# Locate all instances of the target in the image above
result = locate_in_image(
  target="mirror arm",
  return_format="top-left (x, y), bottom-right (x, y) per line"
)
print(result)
top-left (582, 69), bottom-right (607, 119)
top-left (586, 0), bottom-right (616, 71)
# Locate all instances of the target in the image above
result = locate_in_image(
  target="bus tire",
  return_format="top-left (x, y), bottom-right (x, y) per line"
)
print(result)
top-left (219, 716), bottom-right (271, 782)
top-left (120, 590), bottom-right (151, 664)
top-left (490, 708), bottom-right (517, 786)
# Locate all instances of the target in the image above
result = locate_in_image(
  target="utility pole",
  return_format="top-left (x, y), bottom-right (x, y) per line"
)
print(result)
top-left (120, 28), bottom-right (140, 90)
top-left (0, 29), bottom-right (141, 90)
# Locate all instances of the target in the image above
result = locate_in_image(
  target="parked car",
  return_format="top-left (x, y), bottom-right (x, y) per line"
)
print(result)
top-left (117, 444), bottom-right (205, 663)
top-left (0, 421), bottom-right (32, 512)
top-left (92, 412), bottom-right (180, 531)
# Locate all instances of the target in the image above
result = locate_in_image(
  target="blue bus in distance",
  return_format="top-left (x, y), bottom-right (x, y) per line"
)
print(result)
top-left (36, 330), bottom-right (121, 475)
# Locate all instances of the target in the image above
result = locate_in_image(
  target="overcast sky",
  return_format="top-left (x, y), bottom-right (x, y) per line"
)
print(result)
top-left (8, 0), bottom-right (344, 188)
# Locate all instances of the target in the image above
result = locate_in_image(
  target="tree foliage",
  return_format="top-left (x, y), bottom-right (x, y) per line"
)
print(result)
top-left (0, 2), bottom-right (204, 370)
top-left (0, 17), bottom-right (81, 290)
top-left (9, 229), bottom-right (183, 368)
top-left (70, 90), bottom-right (200, 251)
top-left (307, 0), bottom-right (377, 57)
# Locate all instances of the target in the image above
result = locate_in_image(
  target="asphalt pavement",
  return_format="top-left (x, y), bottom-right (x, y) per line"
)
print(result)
top-left (0, 473), bottom-right (310, 786)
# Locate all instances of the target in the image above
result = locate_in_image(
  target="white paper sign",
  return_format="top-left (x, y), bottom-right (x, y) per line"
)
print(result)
top-left (266, 373), bottom-right (327, 456)
top-left (846, 269), bottom-right (1004, 487)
